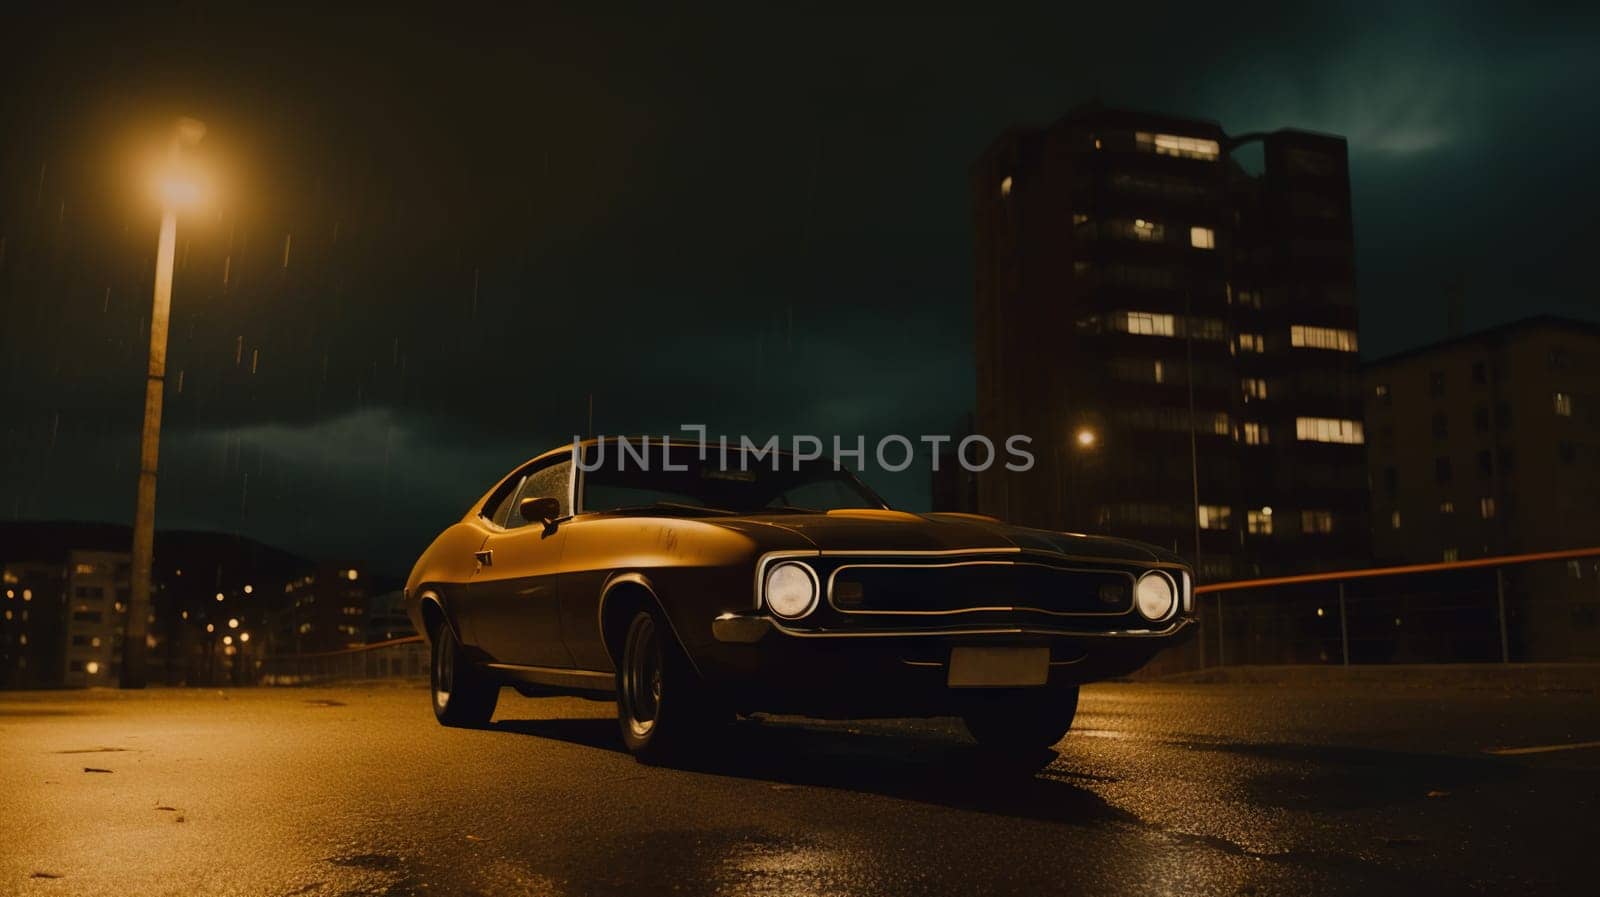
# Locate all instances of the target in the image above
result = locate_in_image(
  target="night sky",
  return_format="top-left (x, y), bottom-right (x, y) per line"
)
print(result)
top-left (3, 5), bottom-right (1597, 573)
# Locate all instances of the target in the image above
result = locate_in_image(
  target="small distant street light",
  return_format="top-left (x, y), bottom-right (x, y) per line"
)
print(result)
top-left (122, 117), bottom-right (206, 689)
top-left (1075, 428), bottom-right (1098, 449)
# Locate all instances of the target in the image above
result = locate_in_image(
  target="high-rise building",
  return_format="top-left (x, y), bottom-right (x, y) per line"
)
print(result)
top-left (62, 550), bottom-right (130, 686)
top-left (272, 563), bottom-right (371, 654)
top-left (972, 102), bottom-right (1367, 581)
top-left (1364, 316), bottom-right (1600, 657)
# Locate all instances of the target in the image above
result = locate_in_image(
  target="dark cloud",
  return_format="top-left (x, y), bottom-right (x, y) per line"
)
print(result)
top-left (3, 5), bottom-right (1597, 570)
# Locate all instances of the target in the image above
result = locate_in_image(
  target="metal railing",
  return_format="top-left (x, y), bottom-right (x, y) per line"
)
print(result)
top-left (1152, 546), bottom-right (1600, 673)
top-left (257, 636), bottom-right (426, 685)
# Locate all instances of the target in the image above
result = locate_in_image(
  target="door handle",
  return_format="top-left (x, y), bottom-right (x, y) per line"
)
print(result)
top-left (474, 549), bottom-right (493, 566)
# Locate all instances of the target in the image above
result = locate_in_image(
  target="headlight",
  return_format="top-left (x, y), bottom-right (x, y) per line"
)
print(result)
top-left (1135, 571), bottom-right (1177, 621)
top-left (764, 562), bottom-right (818, 619)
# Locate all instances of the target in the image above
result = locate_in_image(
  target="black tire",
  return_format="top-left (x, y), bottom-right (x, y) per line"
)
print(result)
top-left (616, 606), bottom-right (723, 763)
top-left (961, 686), bottom-right (1080, 752)
top-left (430, 622), bottom-right (498, 727)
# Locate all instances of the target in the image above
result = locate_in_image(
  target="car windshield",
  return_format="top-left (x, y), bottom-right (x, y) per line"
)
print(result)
top-left (578, 440), bottom-right (887, 514)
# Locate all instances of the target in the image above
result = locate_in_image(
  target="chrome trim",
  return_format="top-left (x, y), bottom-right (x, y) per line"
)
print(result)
top-left (753, 549), bottom-right (822, 611)
top-left (712, 612), bottom-right (773, 643)
top-left (1135, 569), bottom-right (1180, 623)
top-left (825, 560), bottom-right (1136, 617)
top-left (816, 546), bottom-right (1189, 572)
top-left (484, 663), bottom-right (612, 680)
top-left (818, 547), bottom-right (1024, 557)
top-left (767, 617), bottom-right (1192, 640)
top-left (764, 560), bottom-right (821, 620)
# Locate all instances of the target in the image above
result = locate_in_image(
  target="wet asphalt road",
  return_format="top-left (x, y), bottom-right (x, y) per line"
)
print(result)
top-left (3, 681), bottom-right (1598, 896)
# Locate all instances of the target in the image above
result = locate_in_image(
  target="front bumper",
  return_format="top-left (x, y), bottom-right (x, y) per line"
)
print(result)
top-left (699, 611), bottom-right (1192, 717)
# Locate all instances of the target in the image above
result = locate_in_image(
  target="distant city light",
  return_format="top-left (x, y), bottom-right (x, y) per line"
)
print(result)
top-left (239, 632), bottom-right (250, 643)
top-left (243, 584), bottom-right (254, 595)
top-left (223, 636), bottom-right (233, 646)
top-left (228, 618), bottom-right (239, 629)
top-left (346, 569), bottom-right (359, 581)
top-left (215, 592), bottom-right (225, 602)
top-left (1075, 428), bottom-right (1097, 448)
top-left (206, 623), bottom-right (215, 633)
top-left (85, 661), bottom-right (100, 675)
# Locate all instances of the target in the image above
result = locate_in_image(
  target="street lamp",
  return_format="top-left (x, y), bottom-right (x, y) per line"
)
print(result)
top-left (122, 116), bottom-right (206, 689)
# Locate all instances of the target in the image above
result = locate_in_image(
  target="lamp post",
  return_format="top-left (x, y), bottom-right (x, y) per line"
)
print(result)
top-left (122, 117), bottom-right (206, 689)
top-left (1065, 426), bottom-right (1098, 530)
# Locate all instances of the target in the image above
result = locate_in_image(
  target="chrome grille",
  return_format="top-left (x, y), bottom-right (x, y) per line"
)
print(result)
top-left (828, 561), bottom-right (1135, 616)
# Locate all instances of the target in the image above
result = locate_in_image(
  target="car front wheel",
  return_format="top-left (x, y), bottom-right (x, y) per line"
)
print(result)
top-left (430, 622), bottom-right (498, 727)
top-left (617, 607), bottom-right (722, 762)
top-left (960, 686), bottom-right (1080, 753)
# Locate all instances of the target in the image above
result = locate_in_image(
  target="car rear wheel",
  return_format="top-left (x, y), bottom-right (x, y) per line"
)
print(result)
top-left (960, 686), bottom-right (1080, 753)
top-left (617, 607), bottom-right (722, 762)
top-left (430, 622), bottom-right (498, 727)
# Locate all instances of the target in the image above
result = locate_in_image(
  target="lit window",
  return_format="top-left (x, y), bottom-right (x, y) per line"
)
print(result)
top-left (85, 661), bottom-right (101, 675)
top-left (1135, 131), bottom-right (1221, 161)
top-left (1197, 505), bottom-right (1232, 531)
top-left (74, 563), bottom-right (96, 575)
top-left (1295, 417), bottom-right (1364, 444)
top-left (1443, 548), bottom-right (1459, 562)
top-left (1072, 212), bottom-right (1089, 226)
top-left (1440, 500), bottom-right (1455, 514)
top-left (1242, 378), bottom-right (1268, 400)
top-left (1247, 508), bottom-right (1273, 535)
top-left (1153, 360), bottom-right (1165, 384)
top-left (1301, 510), bottom-right (1335, 534)
top-left (1240, 422), bottom-right (1268, 445)
top-left (1290, 325), bottom-right (1359, 352)
top-left (1554, 392), bottom-right (1573, 416)
top-left (1390, 510), bottom-right (1402, 529)
top-left (1117, 311), bottom-right (1176, 337)
top-left (1000, 175), bottom-right (1013, 197)
top-left (1131, 218), bottom-right (1163, 242)
top-left (1237, 333), bottom-right (1264, 353)
top-left (1374, 383), bottom-right (1390, 401)
top-left (1190, 226), bottom-right (1215, 249)
top-left (1480, 497), bottom-right (1496, 519)
top-left (1569, 560), bottom-right (1584, 580)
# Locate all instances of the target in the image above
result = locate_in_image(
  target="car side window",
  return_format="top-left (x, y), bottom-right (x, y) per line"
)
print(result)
top-left (481, 474), bottom-right (527, 527)
top-left (505, 460), bottom-right (573, 528)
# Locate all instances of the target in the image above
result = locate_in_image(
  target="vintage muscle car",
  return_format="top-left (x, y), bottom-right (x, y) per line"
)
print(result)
top-left (407, 438), bottom-right (1193, 762)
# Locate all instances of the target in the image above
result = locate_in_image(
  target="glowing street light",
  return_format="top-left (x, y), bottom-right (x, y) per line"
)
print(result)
top-left (1075, 428), bottom-right (1098, 449)
top-left (123, 116), bottom-right (206, 690)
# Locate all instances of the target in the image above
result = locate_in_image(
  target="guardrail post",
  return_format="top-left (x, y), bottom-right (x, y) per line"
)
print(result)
top-left (1338, 582), bottom-right (1349, 666)
top-left (1216, 594), bottom-right (1226, 667)
top-left (1496, 567), bottom-right (1509, 663)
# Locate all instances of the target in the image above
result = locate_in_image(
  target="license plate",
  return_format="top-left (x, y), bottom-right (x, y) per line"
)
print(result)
top-left (947, 646), bottom-right (1049, 688)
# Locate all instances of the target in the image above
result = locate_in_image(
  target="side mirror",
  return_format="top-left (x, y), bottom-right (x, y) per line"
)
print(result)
top-left (519, 496), bottom-right (563, 527)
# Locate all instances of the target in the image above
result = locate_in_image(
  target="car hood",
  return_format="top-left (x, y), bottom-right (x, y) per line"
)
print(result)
top-left (710, 509), bottom-right (1178, 564)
